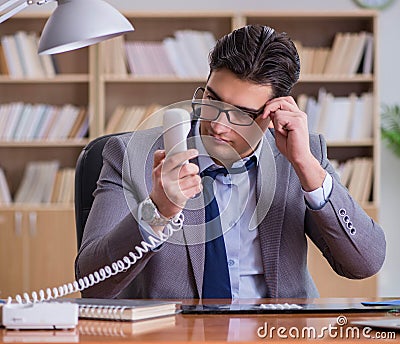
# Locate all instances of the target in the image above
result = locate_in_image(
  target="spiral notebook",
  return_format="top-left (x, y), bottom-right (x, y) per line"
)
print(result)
top-left (61, 298), bottom-right (181, 322)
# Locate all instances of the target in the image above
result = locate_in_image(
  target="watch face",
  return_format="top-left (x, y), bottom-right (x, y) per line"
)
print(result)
top-left (354, 0), bottom-right (395, 9)
top-left (141, 202), bottom-right (155, 222)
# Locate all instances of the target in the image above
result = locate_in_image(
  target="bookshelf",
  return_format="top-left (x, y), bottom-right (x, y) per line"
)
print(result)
top-left (0, 10), bottom-right (380, 297)
top-left (0, 13), bottom-right (91, 297)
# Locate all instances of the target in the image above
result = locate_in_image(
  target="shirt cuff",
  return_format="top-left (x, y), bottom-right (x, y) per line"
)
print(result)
top-left (303, 172), bottom-right (333, 210)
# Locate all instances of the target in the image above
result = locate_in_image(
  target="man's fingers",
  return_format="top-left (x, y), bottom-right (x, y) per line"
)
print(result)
top-left (153, 150), bottom-right (166, 168)
top-left (178, 161), bottom-right (199, 179)
top-left (163, 149), bottom-right (199, 171)
top-left (179, 175), bottom-right (203, 198)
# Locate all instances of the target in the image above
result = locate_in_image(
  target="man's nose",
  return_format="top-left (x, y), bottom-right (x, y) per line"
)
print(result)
top-left (211, 111), bottom-right (231, 128)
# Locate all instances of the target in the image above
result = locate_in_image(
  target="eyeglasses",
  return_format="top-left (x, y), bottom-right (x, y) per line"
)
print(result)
top-left (191, 87), bottom-right (265, 126)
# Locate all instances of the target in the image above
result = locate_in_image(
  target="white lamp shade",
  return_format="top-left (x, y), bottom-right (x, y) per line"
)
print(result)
top-left (38, 0), bottom-right (134, 55)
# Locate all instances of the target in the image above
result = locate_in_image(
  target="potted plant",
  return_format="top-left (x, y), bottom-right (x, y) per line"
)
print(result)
top-left (381, 104), bottom-right (400, 158)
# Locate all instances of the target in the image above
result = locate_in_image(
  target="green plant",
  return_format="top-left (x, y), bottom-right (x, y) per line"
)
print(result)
top-left (381, 104), bottom-right (400, 158)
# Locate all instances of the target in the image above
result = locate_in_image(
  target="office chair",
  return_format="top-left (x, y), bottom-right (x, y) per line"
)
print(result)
top-left (74, 133), bottom-right (127, 250)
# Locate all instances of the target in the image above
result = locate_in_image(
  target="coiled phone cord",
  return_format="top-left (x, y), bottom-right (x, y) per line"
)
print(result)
top-left (8, 213), bottom-right (184, 304)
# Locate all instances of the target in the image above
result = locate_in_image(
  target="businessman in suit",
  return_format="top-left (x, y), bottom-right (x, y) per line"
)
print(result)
top-left (75, 25), bottom-right (386, 299)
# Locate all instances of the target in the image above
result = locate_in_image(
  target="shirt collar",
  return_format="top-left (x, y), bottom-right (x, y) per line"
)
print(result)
top-left (194, 120), bottom-right (263, 174)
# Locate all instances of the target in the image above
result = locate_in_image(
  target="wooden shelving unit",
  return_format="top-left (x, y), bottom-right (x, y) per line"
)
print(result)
top-left (0, 10), bottom-right (380, 297)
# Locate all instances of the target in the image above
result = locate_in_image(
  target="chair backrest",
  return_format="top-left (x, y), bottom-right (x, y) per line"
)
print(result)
top-left (74, 133), bottom-right (126, 250)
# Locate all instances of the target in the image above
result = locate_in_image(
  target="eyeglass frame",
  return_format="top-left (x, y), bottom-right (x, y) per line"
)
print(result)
top-left (191, 87), bottom-right (266, 127)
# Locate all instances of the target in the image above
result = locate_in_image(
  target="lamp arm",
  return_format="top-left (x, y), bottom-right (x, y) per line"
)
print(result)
top-left (0, 0), bottom-right (25, 13)
top-left (36, 0), bottom-right (55, 5)
top-left (0, 0), bottom-right (55, 24)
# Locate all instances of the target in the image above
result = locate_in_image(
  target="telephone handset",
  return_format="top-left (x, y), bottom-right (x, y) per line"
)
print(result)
top-left (163, 108), bottom-right (191, 158)
top-left (8, 108), bottom-right (191, 305)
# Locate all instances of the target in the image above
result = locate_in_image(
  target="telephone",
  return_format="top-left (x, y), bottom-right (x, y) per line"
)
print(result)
top-left (6, 108), bottom-right (191, 307)
top-left (162, 107), bottom-right (191, 157)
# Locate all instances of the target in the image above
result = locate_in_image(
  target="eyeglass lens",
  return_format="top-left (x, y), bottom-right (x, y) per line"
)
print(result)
top-left (192, 88), bottom-right (254, 126)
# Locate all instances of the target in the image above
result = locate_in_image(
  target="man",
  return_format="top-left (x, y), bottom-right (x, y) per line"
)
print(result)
top-left (75, 25), bottom-right (385, 299)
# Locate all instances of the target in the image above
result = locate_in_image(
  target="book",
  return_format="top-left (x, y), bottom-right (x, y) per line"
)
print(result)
top-left (342, 31), bottom-right (369, 75)
top-left (321, 94), bottom-right (354, 142)
top-left (0, 167), bottom-right (12, 204)
top-left (311, 47), bottom-right (330, 74)
top-left (361, 33), bottom-right (374, 74)
top-left (0, 43), bottom-right (9, 75)
top-left (61, 298), bottom-right (180, 322)
top-left (324, 32), bottom-right (345, 75)
top-left (348, 92), bottom-right (374, 141)
top-left (79, 316), bottom-right (176, 336)
top-left (339, 159), bottom-right (355, 188)
top-left (1, 34), bottom-right (24, 78)
top-left (102, 35), bottom-right (128, 76)
top-left (68, 107), bottom-right (87, 138)
top-left (360, 158), bottom-right (373, 203)
top-left (1, 102), bottom-right (23, 141)
top-left (14, 160), bottom-right (60, 204)
top-left (14, 31), bottom-right (45, 78)
top-left (347, 157), bottom-right (373, 202)
top-left (105, 105), bottom-right (126, 134)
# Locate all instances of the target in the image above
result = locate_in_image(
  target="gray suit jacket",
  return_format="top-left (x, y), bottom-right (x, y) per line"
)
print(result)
top-left (75, 125), bottom-right (386, 299)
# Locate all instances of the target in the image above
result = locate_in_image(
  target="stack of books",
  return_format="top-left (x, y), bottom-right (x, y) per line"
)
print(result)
top-left (0, 103), bottom-right (88, 141)
top-left (102, 29), bottom-right (216, 78)
top-left (0, 31), bottom-right (57, 78)
top-left (297, 88), bottom-right (374, 143)
top-left (294, 31), bottom-right (373, 76)
top-left (105, 104), bottom-right (163, 133)
top-left (331, 157), bottom-right (374, 204)
top-left (1, 162), bottom-right (75, 205)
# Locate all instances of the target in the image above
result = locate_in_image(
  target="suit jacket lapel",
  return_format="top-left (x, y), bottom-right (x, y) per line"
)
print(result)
top-left (257, 130), bottom-right (290, 298)
top-left (146, 120), bottom-right (205, 297)
top-left (181, 121), bottom-right (206, 297)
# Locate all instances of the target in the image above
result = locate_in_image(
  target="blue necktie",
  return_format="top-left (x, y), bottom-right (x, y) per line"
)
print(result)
top-left (201, 157), bottom-right (256, 299)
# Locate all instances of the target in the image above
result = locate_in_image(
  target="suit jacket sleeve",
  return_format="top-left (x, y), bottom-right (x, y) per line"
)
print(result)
top-left (306, 133), bottom-right (386, 278)
top-left (74, 134), bottom-right (157, 298)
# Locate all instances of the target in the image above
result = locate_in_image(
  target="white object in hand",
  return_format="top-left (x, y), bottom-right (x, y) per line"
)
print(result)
top-left (163, 108), bottom-right (191, 157)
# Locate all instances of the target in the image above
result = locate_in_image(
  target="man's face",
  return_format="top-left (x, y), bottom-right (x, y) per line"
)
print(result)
top-left (199, 68), bottom-right (273, 166)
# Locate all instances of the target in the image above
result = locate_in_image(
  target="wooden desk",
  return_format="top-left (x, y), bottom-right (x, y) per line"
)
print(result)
top-left (1, 299), bottom-right (398, 343)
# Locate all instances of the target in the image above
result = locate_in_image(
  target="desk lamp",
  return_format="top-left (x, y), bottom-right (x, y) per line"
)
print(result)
top-left (0, 0), bottom-right (134, 54)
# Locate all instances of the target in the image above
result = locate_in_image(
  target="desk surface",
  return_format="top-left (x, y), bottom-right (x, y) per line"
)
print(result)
top-left (1, 298), bottom-right (399, 343)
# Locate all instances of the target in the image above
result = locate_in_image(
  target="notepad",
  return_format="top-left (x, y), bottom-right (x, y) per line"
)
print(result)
top-left (59, 298), bottom-right (181, 322)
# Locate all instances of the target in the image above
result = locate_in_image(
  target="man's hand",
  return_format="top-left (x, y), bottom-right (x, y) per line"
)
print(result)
top-left (262, 96), bottom-right (326, 192)
top-left (149, 149), bottom-right (201, 218)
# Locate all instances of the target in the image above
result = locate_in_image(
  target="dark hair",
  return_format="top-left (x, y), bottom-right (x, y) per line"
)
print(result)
top-left (209, 24), bottom-right (300, 98)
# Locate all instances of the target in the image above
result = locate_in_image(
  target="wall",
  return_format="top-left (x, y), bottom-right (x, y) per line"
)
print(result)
top-left (26, 0), bottom-right (400, 296)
